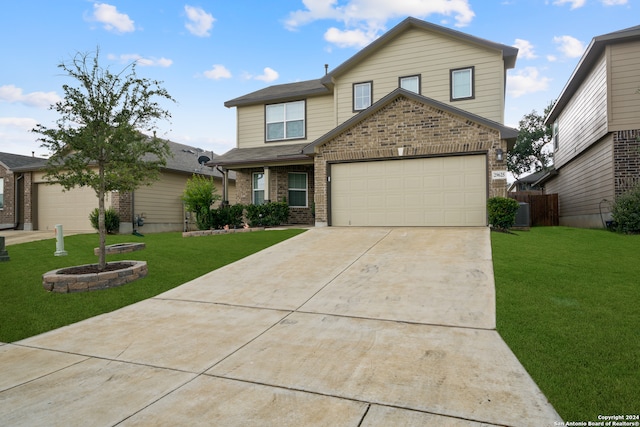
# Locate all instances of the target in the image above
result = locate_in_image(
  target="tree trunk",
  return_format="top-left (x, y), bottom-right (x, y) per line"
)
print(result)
top-left (97, 167), bottom-right (106, 271)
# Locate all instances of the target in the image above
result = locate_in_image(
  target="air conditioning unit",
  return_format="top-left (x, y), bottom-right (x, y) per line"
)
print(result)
top-left (515, 202), bottom-right (530, 227)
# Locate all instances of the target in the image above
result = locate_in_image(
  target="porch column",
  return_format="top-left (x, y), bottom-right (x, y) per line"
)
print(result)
top-left (263, 166), bottom-right (271, 203)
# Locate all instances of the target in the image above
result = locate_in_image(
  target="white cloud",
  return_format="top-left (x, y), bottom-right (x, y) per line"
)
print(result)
top-left (108, 54), bottom-right (173, 67)
top-left (285, 0), bottom-right (475, 48)
top-left (255, 67), bottom-right (279, 82)
top-left (204, 64), bottom-right (232, 80)
top-left (184, 5), bottom-right (215, 37)
top-left (0, 85), bottom-right (61, 109)
top-left (0, 117), bottom-right (39, 130)
top-left (513, 39), bottom-right (537, 60)
top-left (324, 27), bottom-right (378, 48)
top-left (552, 0), bottom-right (586, 9)
top-left (90, 3), bottom-right (135, 33)
top-left (600, 0), bottom-right (628, 5)
top-left (507, 67), bottom-right (551, 98)
top-left (553, 35), bottom-right (585, 58)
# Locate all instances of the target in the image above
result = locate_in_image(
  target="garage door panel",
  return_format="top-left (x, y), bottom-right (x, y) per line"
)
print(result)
top-left (330, 155), bottom-right (487, 226)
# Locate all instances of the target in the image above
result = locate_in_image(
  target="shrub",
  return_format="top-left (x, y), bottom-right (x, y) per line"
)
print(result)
top-left (245, 202), bottom-right (290, 227)
top-left (210, 204), bottom-right (246, 229)
top-left (487, 196), bottom-right (520, 231)
top-left (611, 185), bottom-right (640, 234)
top-left (181, 175), bottom-right (221, 230)
top-left (89, 207), bottom-right (120, 234)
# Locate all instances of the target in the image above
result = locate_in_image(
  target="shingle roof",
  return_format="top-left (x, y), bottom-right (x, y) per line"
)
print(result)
top-left (0, 152), bottom-right (47, 170)
top-left (546, 24), bottom-right (640, 123)
top-left (7, 140), bottom-right (233, 179)
top-left (224, 79), bottom-right (329, 108)
top-left (210, 143), bottom-right (310, 168)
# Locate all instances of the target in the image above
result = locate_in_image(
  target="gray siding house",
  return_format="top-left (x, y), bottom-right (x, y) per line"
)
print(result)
top-left (542, 25), bottom-right (640, 228)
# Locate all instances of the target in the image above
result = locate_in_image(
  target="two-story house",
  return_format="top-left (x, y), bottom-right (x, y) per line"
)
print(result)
top-left (214, 17), bottom-right (519, 227)
top-left (541, 25), bottom-right (640, 228)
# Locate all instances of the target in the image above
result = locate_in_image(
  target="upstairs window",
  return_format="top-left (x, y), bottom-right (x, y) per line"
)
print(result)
top-left (253, 172), bottom-right (265, 205)
top-left (353, 81), bottom-right (372, 111)
top-left (450, 66), bottom-right (474, 101)
top-left (553, 120), bottom-right (559, 150)
top-left (266, 100), bottom-right (305, 141)
top-left (0, 177), bottom-right (3, 209)
top-left (288, 173), bottom-right (308, 207)
top-left (399, 75), bottom-right (420, 94)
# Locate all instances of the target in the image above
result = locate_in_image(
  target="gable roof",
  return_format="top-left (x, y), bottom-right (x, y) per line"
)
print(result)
top-left (546, 24), bottom-right (640, 123)
top-left (224, 16), bottom-right (518, 108)
top-left (302, 88), bottom-right (518, 155)
top-left (321, 16), bottom-right (518, 86)
top-left (0, 152), bottom-right (47, 170)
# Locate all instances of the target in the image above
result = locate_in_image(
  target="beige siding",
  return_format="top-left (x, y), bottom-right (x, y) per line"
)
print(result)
top-left (608, 41), bottom-right (640, 131)
top-left (237, 94), bottom-right (334, 149)
top-left (334, 27), bottom-right (506, 125)
top-left (134, 172), bottom-right (226, 232)
top-left (554, 53), bottom-right (608, 169)
top-left (545, 135), bottom-right (614, 227)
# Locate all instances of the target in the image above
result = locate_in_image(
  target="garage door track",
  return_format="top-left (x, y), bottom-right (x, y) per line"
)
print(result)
top-left (0, 227), bottom-right (562, 426)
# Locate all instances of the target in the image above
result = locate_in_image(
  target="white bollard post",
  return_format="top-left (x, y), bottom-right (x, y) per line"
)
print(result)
top-left (54, 224), bottom-right (68, 256)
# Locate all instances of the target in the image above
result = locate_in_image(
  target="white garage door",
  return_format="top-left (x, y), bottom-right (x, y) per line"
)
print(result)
top-left (330, 155), bottom-right (487, 226)
top-left (37, 184), bottom-right (100, 231)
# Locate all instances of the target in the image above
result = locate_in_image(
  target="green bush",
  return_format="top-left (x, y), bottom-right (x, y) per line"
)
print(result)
top-left (89, 207), bottom-right (120, 234)
top-left (611, 185), bottom-right (640, 234)
top-left (487, 196), bottom-right (520, 231)
top-left (245, 202), bottom-right (290, 227)
top-left (181, 175), bottom-right (221, 230)
top-left (210, 204), bottom-right (246, 229)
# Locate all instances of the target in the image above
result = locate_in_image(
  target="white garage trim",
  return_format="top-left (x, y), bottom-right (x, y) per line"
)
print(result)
top-left (329, 155), bottom-right (487, 226)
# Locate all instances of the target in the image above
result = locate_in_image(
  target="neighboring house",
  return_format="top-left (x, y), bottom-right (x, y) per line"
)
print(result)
top-left (507, 169), bottom-right (547, 193)
top-left (542, 25), bottom-right (640, 228)
top-left (0, 152), bottom-right (46, 231)
top-left (5, 140), bottom-right (235, 233)
top-left (214, 17), bottom-right (518, 227)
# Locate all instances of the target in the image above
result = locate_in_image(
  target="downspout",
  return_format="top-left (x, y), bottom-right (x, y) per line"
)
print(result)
top-left (215, 166), bottom-right (228, 205)
top-left (14, 174), bottom-right (24, 229)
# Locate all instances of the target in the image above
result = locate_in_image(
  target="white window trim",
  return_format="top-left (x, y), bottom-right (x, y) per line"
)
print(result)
top-left (252, 172), bottom-right (265, 205)
top-left (353, 81), bottom-right (372, 111)
top-left (265, 100), bottom-right (306, 142)
top-left (0, 177), bottom-right (4, 210)
top-left (287, 172), bottom-right (308, 208)
top-left (553, 120), bottom-right (559, 151)
top-left (450, 66), bottom-right (474, 101)
top-left (399, 75), bottom-right (421, 94)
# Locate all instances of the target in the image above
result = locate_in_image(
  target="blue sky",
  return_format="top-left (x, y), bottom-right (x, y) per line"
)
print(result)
top-left (0, 0), bottom-right (637, 158)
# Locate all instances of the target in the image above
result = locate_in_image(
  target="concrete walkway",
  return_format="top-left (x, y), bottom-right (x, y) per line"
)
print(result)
top-left (0, 227), bottom-right (562, 426)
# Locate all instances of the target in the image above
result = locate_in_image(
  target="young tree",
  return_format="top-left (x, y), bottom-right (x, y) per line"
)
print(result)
top-left (507, 102), bottom-right (555, 181)
top-left (33, 49), bottom-right (175, 270)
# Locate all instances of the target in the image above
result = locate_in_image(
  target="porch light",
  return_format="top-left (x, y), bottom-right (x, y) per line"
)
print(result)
top-left (496, 148), bottom-right (504, 162)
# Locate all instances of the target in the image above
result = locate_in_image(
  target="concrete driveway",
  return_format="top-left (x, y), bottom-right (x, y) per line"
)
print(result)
top-left (0, 227), bottom-right (562, 426)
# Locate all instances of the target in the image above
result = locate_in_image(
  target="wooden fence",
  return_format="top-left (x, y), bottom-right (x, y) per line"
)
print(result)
top-left (508, 193), bottom-right (559, 226)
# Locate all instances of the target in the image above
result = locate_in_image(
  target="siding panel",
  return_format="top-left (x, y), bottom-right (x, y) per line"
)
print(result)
top-left (609, 41), bottom-right (640, 130)
top-left (545, 136), bottom-right (614, 225)
top-left (334, 28), bottom-right (506, 125)
top-left (554, 53), bottom-right (608, 169)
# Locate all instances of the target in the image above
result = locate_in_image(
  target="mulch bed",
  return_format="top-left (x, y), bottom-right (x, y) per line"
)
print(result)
top-left (58, 262), bottom-right (134, 275)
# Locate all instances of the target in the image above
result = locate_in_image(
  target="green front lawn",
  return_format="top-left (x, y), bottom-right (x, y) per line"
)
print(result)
top-left (492, 227), bottom-right (640, 421)
top-left (0, 229), bottom-right (305, 343)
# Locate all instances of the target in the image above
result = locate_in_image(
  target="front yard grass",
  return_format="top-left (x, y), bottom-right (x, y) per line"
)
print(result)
top-left (0, 229), bottom-right (305, 343)
top-left (491, 227), bottom-right (639, 421)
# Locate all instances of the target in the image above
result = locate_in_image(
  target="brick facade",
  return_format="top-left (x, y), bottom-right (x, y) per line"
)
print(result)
top-left (0, 167), bottom-right (34, 230)
top-left (313, 96), bottom-right (508, 224)
top-left (0, 164), bottom-right (14, 227)
top-left (613, 129), bottom-right (640, 197)
top-left (234, 165), bottom-right (315, 225)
